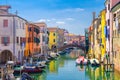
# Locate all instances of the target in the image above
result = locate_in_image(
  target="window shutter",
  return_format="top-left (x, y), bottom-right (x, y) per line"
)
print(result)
top-left (16, 37), bottom-right (19, 43)
top-left (1, 37), bottom-right (3, 44)
top-left (3, 20), bottom-right (8, 27)
top-left (8, 37), bottom-right (10, 43)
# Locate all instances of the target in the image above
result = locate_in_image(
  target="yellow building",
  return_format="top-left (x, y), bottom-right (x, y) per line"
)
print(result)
top-left (48, 27), bottom-right (65, 50)
top-left (88, 26), bottom-right (94, 58)
top-left (96, 17), bottom-right (102, 61)
top-left (100, 9), bottom-right (106, 61)
top-left (48, 27), bottom-right (58, 49)
top-left (94, 18), bottom-right (101, 59)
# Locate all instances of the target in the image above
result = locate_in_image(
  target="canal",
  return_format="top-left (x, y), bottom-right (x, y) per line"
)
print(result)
top-left (16, 49), bottom-right (120, 80)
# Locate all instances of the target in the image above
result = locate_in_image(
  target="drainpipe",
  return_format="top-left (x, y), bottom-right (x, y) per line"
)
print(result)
top-left (13, 16), bottom-right (16, 61)
top-left (93, 12), bottom-right (96, 58)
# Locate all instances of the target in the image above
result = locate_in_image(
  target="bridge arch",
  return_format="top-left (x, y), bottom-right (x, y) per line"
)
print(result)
top-left (57, 44), bottom-right (85, 51)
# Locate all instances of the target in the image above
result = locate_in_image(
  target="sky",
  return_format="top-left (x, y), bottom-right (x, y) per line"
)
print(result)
top-left (0, 0), bottom-right (105, 35)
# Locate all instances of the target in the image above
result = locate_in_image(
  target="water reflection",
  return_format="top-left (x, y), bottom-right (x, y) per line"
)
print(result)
top-left (14, 49), bottom-right (120, 80)
top-left (85, 65), bottom-right (120, 80)
top-left (48, 60), bottom-right (59, 73)
top-left (76, 65), bottom-right (85, 71)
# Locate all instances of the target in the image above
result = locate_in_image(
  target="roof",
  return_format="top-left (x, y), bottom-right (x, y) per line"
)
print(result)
top-left (34, 22), bottom-right (47, 27)
top-left (48, 27), bottom-right (58, 32)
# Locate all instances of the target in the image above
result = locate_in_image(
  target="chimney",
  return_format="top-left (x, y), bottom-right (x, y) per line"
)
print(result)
top-left (0, 5), bottom-right (11, 13)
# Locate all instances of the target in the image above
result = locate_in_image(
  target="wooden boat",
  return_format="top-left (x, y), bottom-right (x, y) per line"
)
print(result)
top-left (13, 64), bottom-right (24, 74)
top-left (14, 63), bottom-right (43, 74)
top-left (36, 61), bottom-right (47, 69)
top-left (23, 63), bottom-right (42, 73)
top-left (20, 72), bottom-right (33, 80)
top-left (58, 51), bottom-right (66, 55)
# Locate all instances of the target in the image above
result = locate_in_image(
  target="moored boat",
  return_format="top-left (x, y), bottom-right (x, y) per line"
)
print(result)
top-left (90, 59), bottom-right (100, 67)
top-left (76, 56), bottom-right (88, 65)
top-left (36, 61), bottom-right (47, 69)
top-left (13, 64), bottom-right (24, 74)
top-left (23, 63), bottom-right (42, 73)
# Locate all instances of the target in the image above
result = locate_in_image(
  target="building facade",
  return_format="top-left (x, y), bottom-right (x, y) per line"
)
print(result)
top-left (100, 9), bottom-right (106, 61)
top-left (111, 0), bottom-right (120, 72)
top-left (25, 23), bottom-right (40, 58)
top-left (0, 5), bottom-right (27, 63)
top-left (48, 27), bottom-right (58, 50)
top-left (34, 22), bottom-right (49, 54)
top-left (57, 29), bottom-right (65, 48)
top-left (63, 29), bottom-right (69, 45)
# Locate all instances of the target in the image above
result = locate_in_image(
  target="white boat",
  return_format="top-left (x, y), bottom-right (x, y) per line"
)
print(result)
top-left (36, 61), bottom-right (47, 68)
top-left (50, 52), bottom-right (58, 58)
top-left (23, 63), bottom-right (36, 69)
top-left (90, 59), bottom-right (100, 67)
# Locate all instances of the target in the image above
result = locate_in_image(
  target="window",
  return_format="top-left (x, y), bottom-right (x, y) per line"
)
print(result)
top-left (23, 23), bottom-right (24, 29)
top-left (113, 14), bottom-right (116, 21)
top-left (53, 33), bottom-right (56, 36)
top-left (16, 37), bottom-right (19, 44)
top-left (1, 37), bottom-right (10, 46)
top-left (107, 19), bottom-right (110, 26)
top-left (28, 27), bottom-right (31, 31)
top-left (3, 19), bottom-right (8, 27)
top-left (118, 22), bottom-right (120, 32)
top-left (20, 37), bottom-right (23, 44)
top-left (23, 37), bottom-right (26, 43)
top-left (28, 37), bottom-right (31, 43)
top-left (53, 39), bottom-right (56, 42)
top-left (108, 4), bottom-right (110, 10)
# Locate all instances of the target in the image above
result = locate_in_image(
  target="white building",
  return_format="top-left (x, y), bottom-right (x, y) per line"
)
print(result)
top-left (0, 5), bottom-right (27, 63)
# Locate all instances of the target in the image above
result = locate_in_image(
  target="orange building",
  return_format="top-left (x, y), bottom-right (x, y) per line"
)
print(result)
top-left (25, 23), bottom-right (40, 57)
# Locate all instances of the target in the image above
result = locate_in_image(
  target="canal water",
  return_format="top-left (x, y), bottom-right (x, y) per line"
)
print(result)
top-left (16, 50), bottom-right (120, 80)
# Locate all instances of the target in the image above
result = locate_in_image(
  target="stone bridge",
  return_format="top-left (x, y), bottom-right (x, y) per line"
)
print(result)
top-left (52, 44), bottom-right (85, 51)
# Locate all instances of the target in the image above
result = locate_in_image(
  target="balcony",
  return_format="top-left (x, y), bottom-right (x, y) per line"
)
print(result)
top-left (34, 37), bottom-right (40, 43)
top-left (34, 28), bottom-right (39, 34)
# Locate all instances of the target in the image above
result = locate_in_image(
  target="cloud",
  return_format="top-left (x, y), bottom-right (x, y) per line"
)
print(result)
top-left (75, 8), bottom-right (84, 12)
top-left (66, 18), bottom-right (74, 21)
top-left (37, 19), bottom-right (51, 22)
top-left (37, 19), bottom-right (46, 22)
top-left (61, 8), bottom-right (84, 12)
top-left (56, 21), bottom-right (65, 25)
top-left (47, 19), bottom-right (51, 22)
top-left (51, 18), bottom-right (57, 21)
